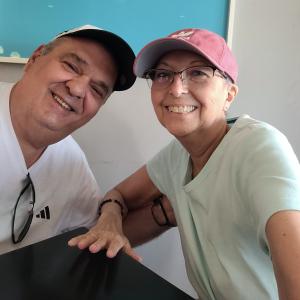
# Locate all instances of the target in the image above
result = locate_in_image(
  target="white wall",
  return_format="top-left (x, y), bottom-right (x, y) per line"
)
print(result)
top-left (230, 0), bottom-right (300, 158)
top-left (1, 1), bottom-right (299, 297)
top-left (0, 62), bottom-right (23, 82)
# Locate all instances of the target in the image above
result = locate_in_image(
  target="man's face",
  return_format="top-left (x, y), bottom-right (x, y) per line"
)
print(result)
top-left (18, 37), bottom-right (117, 138)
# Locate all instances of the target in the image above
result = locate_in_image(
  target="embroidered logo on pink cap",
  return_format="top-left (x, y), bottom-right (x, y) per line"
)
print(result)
top-left (170, 30), bottom-right (194, 40)
top-left (134, 28), bottom-right (238, 83)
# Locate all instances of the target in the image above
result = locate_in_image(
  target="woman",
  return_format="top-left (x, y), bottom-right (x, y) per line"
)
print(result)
top-left (69, 28), bottom-right (300, 299)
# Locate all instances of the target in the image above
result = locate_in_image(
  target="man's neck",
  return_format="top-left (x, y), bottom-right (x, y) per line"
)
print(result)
top-left (20, 142), bottom-right (47, 168)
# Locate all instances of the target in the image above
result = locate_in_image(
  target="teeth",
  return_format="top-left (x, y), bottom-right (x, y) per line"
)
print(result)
top-left (167, 105), bottom-right (196, 113)
top-left (53, 94), bottom-right (72, 111)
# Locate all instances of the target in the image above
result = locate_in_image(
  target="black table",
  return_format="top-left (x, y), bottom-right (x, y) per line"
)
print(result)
top-left (0, 227), bottom-right (194, 300)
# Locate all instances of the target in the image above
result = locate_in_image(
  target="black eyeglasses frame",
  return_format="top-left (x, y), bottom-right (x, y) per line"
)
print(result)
top-left (144, 65), bottom-right (231, 89)
top-left (11, 173), bottom-right (36, 244)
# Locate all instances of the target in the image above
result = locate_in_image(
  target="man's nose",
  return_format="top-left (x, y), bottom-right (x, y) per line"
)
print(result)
top-left (66, 75), bottom-right (89, 99)
top-left (168, 74), bottom-right (188, 98)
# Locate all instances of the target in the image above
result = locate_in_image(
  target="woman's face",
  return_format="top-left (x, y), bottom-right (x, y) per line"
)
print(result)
top-left (150, 50), bottom-right (237, 139)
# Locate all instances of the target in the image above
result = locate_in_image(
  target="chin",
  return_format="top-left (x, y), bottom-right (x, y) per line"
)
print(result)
top-left (166, 126), bottom-right (192, 138)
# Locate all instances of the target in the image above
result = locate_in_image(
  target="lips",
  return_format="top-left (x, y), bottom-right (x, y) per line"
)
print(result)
top-left (166, 105), bottom-right (197, 113)
top-left (52, 93), bottom-right (73, 112)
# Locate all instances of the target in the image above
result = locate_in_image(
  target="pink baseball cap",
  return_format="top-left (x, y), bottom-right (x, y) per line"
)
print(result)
top-left (134, 28), bottom-right (238, 83)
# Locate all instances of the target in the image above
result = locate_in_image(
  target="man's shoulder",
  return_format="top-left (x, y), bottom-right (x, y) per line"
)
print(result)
top-left (50, 135), bottom-right (87, 161)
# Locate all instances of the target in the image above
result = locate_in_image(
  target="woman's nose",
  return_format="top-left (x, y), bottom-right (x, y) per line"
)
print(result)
top-left (168, 74), bottom-right (188, 97)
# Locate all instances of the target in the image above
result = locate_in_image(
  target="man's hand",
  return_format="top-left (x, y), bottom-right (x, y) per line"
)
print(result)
top-left (68, 210), bottom-right (142, 262)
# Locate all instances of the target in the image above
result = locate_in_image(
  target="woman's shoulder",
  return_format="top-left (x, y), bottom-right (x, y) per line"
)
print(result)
top-left (230, 114), bottom-right (288, 145)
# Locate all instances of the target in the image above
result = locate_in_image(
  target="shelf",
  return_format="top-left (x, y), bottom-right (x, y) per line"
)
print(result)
top-left (0, 57), bottom-right (28, 64)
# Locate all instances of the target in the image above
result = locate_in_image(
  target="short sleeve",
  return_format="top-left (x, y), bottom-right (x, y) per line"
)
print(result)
top-left (146, 139), bottom-right (188, 199)
top-left (239, 124), bottom-right (300, 252)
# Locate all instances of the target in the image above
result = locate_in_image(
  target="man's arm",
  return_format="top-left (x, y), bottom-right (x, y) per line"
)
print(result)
top-left (68, 165), bottom-right (176, 259)
top-left (266, 210), bottom-right (300, 299)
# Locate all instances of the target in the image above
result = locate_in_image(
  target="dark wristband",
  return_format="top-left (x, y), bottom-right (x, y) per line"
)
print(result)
top-left (151, 197), bottom-right (175, 227)
top-left (98, 199), bottom-right (124, 216)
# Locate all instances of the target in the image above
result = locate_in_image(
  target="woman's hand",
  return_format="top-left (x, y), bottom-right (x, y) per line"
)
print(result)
top-left (68, 209), bottom-right (142, 262)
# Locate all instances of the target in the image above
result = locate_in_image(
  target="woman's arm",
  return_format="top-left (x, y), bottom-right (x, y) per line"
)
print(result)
top-left (68, 165), bottom-right (175, 259)
top-left (266, 210), bottom-right (300, 300)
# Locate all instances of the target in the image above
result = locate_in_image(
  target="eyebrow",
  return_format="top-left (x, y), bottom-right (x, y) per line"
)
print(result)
top-left (62, 52), bottom-right (87, 66)
top-left (61, 52), bottom-right (111, 95)
top-left (157, 58), bottom-right (210, 68)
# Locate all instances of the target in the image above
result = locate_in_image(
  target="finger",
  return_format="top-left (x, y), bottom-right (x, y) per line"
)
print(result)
top-left (69, 232), bottom-right (98, 250)
top-left (89, 239), bottom-right (108, 253)
top-left (68, 234), bottom-right (86, 246)
top-left (123, 243), bottom-right (143, 262)
top-left (77, 233), bottom-right (102, 249)
top-left (105, 237), bottom-right (126, 258)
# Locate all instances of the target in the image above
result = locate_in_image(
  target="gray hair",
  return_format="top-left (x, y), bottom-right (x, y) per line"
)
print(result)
top-left (40, 38), bottom-right (65, 56)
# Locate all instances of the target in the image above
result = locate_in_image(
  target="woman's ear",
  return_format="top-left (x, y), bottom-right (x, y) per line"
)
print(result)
top-left (24, 44), bottom-right (45, 72)
top-left (224, 83), bottom-right (238, 111)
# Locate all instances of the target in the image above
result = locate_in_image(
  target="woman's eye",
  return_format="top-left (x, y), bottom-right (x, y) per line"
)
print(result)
top-left (157, 71), bottom-right (169, 78)
top-left (190, 69), bottom-right (207, 77)
top-left (154, 71), bottom-right (171, 81)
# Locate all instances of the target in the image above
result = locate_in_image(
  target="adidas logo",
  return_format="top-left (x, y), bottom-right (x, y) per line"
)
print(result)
top-left (36, 206), bottom-right (50, 220)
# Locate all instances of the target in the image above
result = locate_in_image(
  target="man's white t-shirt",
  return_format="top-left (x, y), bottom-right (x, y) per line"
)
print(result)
top-left (0, 82), bottom-right (100, 254)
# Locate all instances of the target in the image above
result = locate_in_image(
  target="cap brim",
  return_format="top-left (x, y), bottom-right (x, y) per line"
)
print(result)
top-left (60, 29), bottom-right (136, 91)
top-left (134, 38), bottom-right (222, 78)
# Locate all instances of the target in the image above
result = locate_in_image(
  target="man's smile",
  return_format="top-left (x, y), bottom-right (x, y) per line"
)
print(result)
top-left (52, 93), bottom-right (73, 112)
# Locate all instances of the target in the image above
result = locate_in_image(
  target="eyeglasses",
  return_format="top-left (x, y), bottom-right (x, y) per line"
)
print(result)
top-left (144, 65), bottom-right (229, 89)
top-left (11, 173), bottom-right (36, 244)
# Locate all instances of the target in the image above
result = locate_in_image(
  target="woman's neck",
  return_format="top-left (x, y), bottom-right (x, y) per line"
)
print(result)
top-left (181, 123), bottom-right (229, 178)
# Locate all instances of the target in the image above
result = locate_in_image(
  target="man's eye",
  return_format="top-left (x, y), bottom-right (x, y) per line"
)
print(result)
top-left (63, 61), bottom-right (79, 73)
top-left (92, 86), bottom-right (106, 101)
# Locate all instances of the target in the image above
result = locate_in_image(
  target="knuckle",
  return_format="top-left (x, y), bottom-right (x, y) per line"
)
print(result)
top-left (86, 231), bottom-right (99, 241)
top-left (115, 235), bottom-right (125, 244)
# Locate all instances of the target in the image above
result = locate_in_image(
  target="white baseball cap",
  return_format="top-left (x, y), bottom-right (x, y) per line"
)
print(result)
top-left (55, 25), bottom-right (136, 91)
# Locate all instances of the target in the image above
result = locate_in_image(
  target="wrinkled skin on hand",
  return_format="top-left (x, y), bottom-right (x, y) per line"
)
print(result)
top-left (68, 210), bottom-right (142, 262)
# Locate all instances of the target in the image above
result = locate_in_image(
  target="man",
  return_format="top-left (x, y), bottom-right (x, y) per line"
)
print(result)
top-left (0, 24), bottom-right (136, 254)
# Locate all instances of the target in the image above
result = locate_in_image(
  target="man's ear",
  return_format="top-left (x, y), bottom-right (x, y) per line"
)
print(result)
top-left (24, 44), bottom-right (45, 72)
top-left (224, 83), bottom-right (238, 112)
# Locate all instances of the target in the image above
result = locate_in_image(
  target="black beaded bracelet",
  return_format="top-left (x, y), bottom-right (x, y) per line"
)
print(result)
top-left (98, 199), bottom-right (124, 216)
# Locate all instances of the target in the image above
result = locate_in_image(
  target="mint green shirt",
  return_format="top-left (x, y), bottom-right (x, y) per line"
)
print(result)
top-left (147, 115), bottom-right (300, 300)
